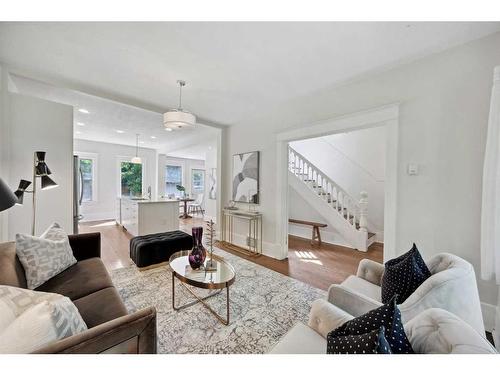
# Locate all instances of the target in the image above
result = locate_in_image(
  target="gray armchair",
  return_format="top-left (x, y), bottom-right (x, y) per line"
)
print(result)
top-left (270, 299), bottom-right (497, 354)
top-left (327, 253), bottom-right (486, 337)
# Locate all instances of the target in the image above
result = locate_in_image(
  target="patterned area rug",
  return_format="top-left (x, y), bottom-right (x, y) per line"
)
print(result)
top-left (110, 248), bottom-right (326, 354)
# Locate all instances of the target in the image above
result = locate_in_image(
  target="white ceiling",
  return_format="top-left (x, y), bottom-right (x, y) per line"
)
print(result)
top-left (9, 74), bottom-right (218, 153)
top-left (166, 141), bottom-right (216, 160)
top-left (1, 22), bottom-right (499, 126)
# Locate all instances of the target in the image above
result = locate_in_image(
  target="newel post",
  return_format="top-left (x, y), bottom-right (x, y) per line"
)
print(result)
top-left (358, 191), bottom-right (368, 233)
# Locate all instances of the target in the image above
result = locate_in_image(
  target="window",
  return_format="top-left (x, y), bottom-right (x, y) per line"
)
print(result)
top-left (165, 165), bottom-right (182, 197)
top-left (80, 158), bottom-right (94, 202)
top-left (120, 162), bottom-right (143, 197)
top-left (191, 169), bottom-right (205, 194)
top-left (76, 152), bottom-right (97, 203)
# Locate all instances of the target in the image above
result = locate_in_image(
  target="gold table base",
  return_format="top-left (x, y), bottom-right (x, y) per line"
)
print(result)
top-left (172, 273), bottom-right (230, 325)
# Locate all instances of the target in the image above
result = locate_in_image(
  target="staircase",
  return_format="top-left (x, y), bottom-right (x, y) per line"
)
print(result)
top-left (288, 146), bottom-right (376, 251)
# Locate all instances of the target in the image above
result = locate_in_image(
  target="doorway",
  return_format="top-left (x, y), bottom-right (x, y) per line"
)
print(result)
top-left (275, 104), bottom-right (399, 262)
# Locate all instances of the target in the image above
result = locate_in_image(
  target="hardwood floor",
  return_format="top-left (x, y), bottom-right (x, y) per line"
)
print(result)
top-left (79, 217), bottom-right (383, 291)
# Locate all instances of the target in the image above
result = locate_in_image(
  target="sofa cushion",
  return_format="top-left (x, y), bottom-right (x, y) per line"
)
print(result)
top-left (35, 258), bottom-right (113, 301)
top-left (0, 285), bottom-right (87, 354)
top-left (0, 242), bottom-right (27, 288)
top-left (73, 287), bottom-right (128, 328)
top-left (381, 243), bottom-right (431, 304)
top-left (405, 308), bottom-right (497, 354)
top-left (341, 275), bottom-right (382, 302)
top-left (328, 295), bottom-right (414, 354)
top-left (327, 326), bottom-right (392, 354)
top-left (269, 322), bottom-right (326, 354)
top-left (15, 223), bottom-right (77, 290)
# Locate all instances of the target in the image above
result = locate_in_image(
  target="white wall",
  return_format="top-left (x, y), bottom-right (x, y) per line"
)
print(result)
top-left (223, 31), bottom-right (500, 306)
top-left (204, 144), bottom-right (218, 221)
top-left (0, 65), bottom-right (9, 241)
top-left (157, 155), bottom-right (205, 198)
top-left (74, 139), bottom-right (158, 222)
top-left (290, 125), bottom-right (386, 236)
top-left (7, 93), bottom-right (73, 237)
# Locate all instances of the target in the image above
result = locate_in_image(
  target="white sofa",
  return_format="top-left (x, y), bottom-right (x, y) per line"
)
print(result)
top-left (270, 299), bottom-right (497, 354)
top-left (327, 253), bottom-right (486, 336)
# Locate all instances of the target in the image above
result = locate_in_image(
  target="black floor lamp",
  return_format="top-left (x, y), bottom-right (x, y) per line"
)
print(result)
top-left (0, 177), bottom-right (17, 213)
top-left (14, 151), bottom-right (58, 235)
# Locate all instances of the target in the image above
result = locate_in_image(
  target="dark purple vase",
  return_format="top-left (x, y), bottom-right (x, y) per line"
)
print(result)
top-left (188, 226), bottom-right (207, 269)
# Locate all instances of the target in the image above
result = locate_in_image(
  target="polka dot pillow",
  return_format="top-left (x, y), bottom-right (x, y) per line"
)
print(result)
top-left (381, 243), bottom-right (431, 304)
top-left (327, 326), bottom-right (392, 354)
top-left (327, 295), bottom-right (414, 354)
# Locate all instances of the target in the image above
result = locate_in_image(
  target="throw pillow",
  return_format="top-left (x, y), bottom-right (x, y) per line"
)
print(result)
top-left (381, 243), bottom-right (431, 304)
top-left (327, 326), bottom-right (392, 354)
top-left (0, 285), bottom-right (87, 353)
top-left (328, 295), bottom-right (414, 354)
top-left (15, 223), bottom-right (77, 289)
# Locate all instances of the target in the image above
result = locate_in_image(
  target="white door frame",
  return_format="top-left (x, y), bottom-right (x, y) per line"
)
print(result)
top-left (275, 104), bottom-right (400, 261)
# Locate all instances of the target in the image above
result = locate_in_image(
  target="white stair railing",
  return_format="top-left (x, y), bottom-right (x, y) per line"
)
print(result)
top-left (288, 146), bottom-right (368, 232)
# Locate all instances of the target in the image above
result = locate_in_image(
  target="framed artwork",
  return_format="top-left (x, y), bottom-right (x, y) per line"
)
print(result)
top-left (232, 151), bottom-right (259, 204)
top-left (208, 168), bottom-right (217, 200)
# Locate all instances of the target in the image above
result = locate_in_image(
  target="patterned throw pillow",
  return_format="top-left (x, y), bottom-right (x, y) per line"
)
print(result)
top-left (327, 326), bottom-right (392, 354)
top-left (15, 223), bottom-right (77, 290)
top-left (0, 285), bottom-right (87, 353)
top-left (381, 243), bottom-right (431, 304)
top-left (328, 295), bottom-right (414, 354)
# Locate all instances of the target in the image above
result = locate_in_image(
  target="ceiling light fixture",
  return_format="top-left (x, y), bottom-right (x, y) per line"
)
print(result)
top-left (78, 108), bottom-right (90, 114)
top-left (131, 134), bottom-right (142, 164)
top-left (150, 136), bottom-right (156, 139)
top-left (77, 122), bottom-right (85, 126)
top-left (163, 80), bottom-right (196, 130)
top-left (116, 129), bottom-right (125, 134)
top-left (165, 128), bottom-right (173, 132)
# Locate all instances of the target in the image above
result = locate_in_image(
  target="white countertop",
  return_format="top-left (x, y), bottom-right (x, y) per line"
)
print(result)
top-left (119, 197), bottom-right (179, 204)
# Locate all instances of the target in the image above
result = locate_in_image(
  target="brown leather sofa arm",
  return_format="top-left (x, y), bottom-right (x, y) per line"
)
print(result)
top-left (68, 232), bottom-right (101, 261)
top-left (33, 307), bottom-right (157, 354)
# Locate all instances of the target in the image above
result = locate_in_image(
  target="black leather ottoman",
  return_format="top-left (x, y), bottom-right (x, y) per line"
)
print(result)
top-left (130, 230), bottom-right (193, 267)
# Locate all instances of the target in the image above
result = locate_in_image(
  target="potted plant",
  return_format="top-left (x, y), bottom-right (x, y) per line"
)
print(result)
top-left (176, 184), bottom-right (186, 198)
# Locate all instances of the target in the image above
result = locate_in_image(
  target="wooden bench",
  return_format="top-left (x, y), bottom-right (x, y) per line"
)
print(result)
top-left (289, 219), bottom-right (328, 246)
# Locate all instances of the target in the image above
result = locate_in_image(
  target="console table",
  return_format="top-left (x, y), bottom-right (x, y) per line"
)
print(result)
top-left (220, 209), bottom-right (263, 256)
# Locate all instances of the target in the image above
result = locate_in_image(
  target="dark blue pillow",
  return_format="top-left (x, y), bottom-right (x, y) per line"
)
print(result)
top-left (327, 326), bottom-right (392, 354)
top-left (327, 295), bottom-right (414, 354)
top-left (381, 243), bottom-right (431, 304)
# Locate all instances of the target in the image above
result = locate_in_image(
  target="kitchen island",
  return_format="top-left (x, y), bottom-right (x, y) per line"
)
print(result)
top-left (117, 198), bottom-right (180, 236)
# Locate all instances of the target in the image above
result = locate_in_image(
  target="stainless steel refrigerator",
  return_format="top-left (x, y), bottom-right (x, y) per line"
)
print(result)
top-left (73, 155), bottom-right (84, 233)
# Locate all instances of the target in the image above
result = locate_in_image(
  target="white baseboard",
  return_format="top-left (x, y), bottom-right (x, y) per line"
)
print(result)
top-left (79, 211), bottom-right (117, 223)
top-left (482, 301), bottom-right (497, 333)
top-left (225, 232), bottom-right (283, 260)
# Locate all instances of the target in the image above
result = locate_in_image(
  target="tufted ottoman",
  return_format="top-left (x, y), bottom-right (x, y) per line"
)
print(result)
top-left (130, 230), bottom-right (193, 267)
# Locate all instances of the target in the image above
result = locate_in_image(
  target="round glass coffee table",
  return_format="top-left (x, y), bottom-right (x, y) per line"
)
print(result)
top-left (169, 251), bottom-right (236, 325)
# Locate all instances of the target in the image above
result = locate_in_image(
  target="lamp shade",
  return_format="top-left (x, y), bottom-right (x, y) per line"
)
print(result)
top-left (41, 175), bottom-right (58, 190)
top-left (0, 177), bottom-right (17, 212)
top-left (35, 151), bottom-right (52, 176)
top-left (163, 110), bottom-right (196, 129)
top-left (131, 156), bottom-right (142, 164)
top-left (14, 179), bottom-right (32, 205)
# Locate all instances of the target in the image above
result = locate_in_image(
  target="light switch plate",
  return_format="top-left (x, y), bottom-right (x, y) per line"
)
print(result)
top-left (407, 163), bottom-right (419, 176)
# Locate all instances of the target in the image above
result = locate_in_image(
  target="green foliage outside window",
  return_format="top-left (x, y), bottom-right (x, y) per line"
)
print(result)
top-left (121, 162), bottom-right (143, 197)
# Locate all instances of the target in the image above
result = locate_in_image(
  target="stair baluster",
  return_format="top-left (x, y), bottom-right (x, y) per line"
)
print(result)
top-left (287, 145), bottom-right (368, 238)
